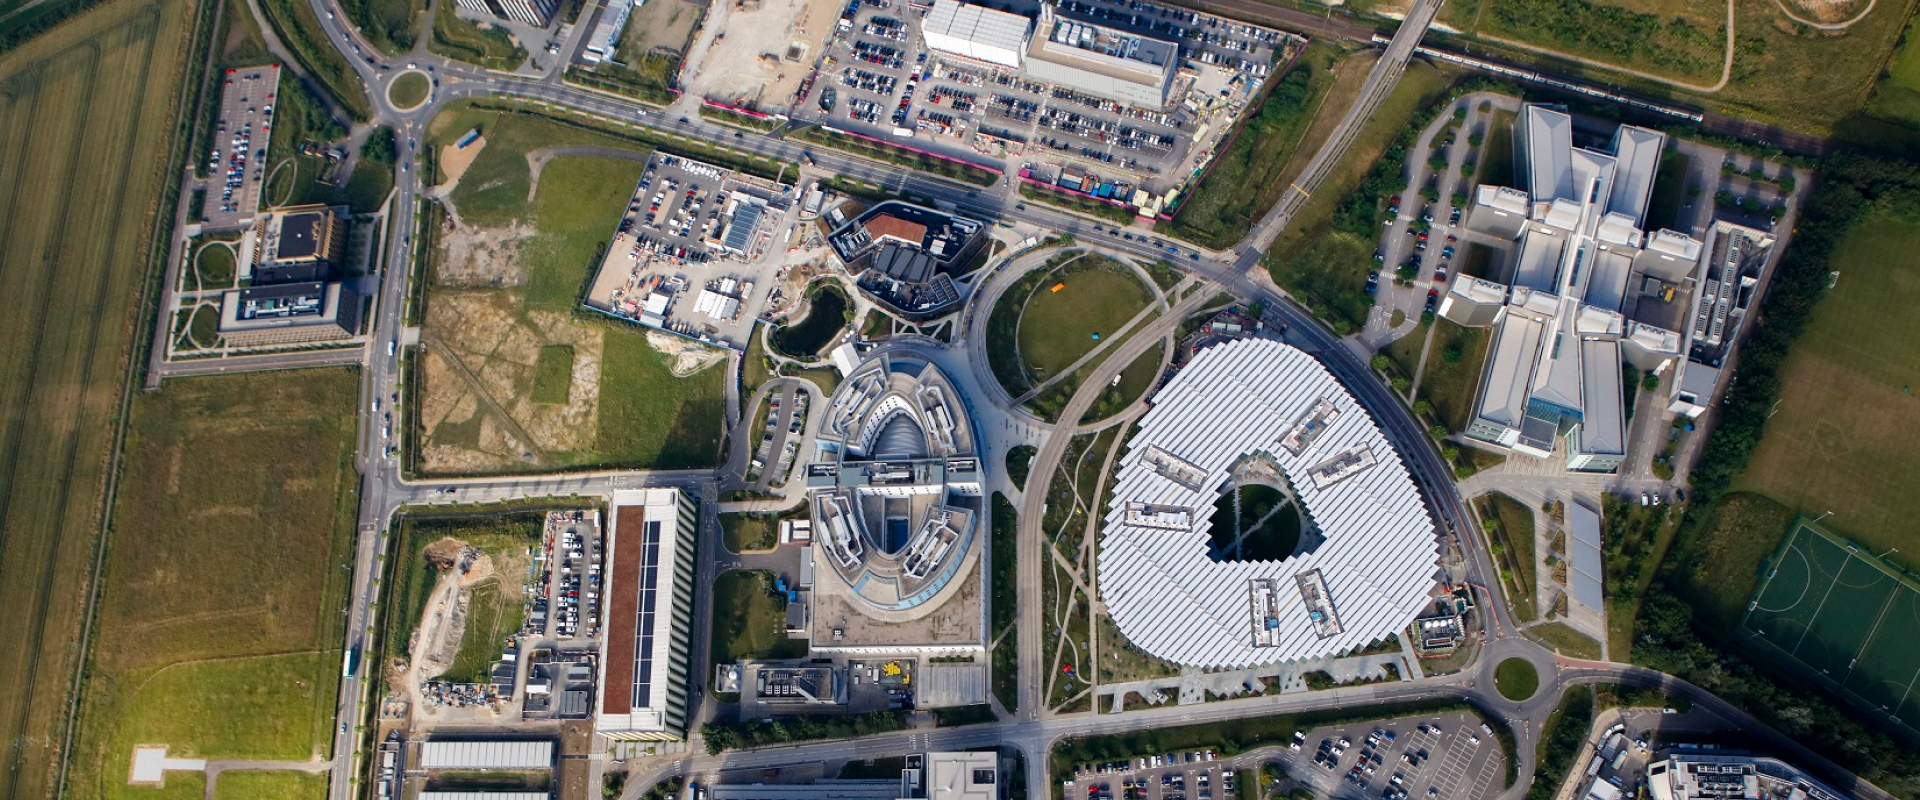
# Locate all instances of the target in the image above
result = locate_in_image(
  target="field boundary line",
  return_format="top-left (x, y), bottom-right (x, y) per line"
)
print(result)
top-left (54, 0), bottom-right (217, 796)
top-left (1842, 586), bottom-right (1901, 686)
top-left (1791, 548), bottom-right (1854, 656)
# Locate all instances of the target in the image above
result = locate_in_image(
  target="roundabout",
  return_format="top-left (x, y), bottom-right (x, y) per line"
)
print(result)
top-left (387, 71), bottom-right (431, 111)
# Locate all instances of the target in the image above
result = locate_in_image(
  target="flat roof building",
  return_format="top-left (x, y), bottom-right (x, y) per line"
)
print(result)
top-left (707, 751), bottom-right (997, 800)
top-left (1023, 6), bottom-right (1179, 109)
top-left (1100, 338), bottom-right (1437, 667)
top-left (417, 740), bottom-right (553, 770)
top-left (217, 281), bottom-right (360, 347)
top-left (1646, 752), bottom-right (1848, 800)
top-left (922, 1), bottom-right (1031, 69)
top-left (252, 204), bottom-right (348, 284)
top-left (828, 202), bottom-right (984, 321)
top-left (595, 488), bottom-right (700, 741)
top-left (1454, 104), bottom-right (1709, 473)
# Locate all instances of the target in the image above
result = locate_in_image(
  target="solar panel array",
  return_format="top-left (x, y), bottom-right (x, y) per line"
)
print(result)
top-left (628, 520), bottom-right (664, 710)
top-left (1098, 338), bottom-right (1439, 667)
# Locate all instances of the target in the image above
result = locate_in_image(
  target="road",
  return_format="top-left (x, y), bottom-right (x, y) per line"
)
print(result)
top-left (125, 0), bottom-right (1885, 797)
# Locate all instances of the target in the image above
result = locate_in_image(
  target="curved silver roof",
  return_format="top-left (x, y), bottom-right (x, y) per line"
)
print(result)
top-left (1099, 339), bottom-right (1439, 667)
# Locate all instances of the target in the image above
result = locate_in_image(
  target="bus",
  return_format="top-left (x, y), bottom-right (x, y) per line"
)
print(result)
top-left (342, 648), bottom-right (358, 678)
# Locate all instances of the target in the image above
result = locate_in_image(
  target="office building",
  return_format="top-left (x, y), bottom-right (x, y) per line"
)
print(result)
top-left (217, 281), bottom-right (360, 346)
top-left (595, 488), bottom-right (700, 741)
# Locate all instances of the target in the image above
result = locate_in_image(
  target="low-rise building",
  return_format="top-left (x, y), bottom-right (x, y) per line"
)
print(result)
top-left (252, 204), bottom-right (348, 284)
top-left (828, 202), bottom-right (985, 321)
top-left (1645, 752), bottom-right (1847, 800)
top-left (217, 281), bottom-right (360, 346)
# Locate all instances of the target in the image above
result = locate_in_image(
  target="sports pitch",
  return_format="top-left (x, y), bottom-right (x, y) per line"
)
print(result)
top-left (1743, 519), bottom-right (1920, 732)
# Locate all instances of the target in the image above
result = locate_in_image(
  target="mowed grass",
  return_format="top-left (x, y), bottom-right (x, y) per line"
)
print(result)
top-left (429, 0), bottom-right (526, 71)
top-left (212, 770), bottom-right (328, 800)
top-left (1533, 622), bottom-right (1603, 660)
top-left (70, 369), bottom-right (360, 800)
top-left (1494, 657), bottom-right (1539, 700)
top-left (0, 1), bottom-right (199, 795)
top-left (1869, 15), bottom-right (1920, 126)
top-left (709, 570), bottom-right (807, 676)
top-left (1735, 212), bottom-right (1920, 557)
top-left (597, 330), bottom-right (726, 469)
top-left (530, 345), bottom-right (575, 405)
top-left (1016, 258), bottom-right (1153, 382)
top-left (389, 70), bottom-right (430, 108)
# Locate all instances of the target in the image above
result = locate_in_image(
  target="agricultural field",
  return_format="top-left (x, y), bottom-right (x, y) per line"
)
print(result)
top-left (1161, 41), bottom-right (1341, 248)
top-left (0, 0), bottom-right (201, 795)
top-left (69, 369), bottom-right (360, 800)
top-left (1734, 211), bottom-right (1920, 558)
top-left (416, 107), bottom-right (725, 473)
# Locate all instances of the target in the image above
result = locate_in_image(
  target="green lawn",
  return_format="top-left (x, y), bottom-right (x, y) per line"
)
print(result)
top-left (1477, 0), bottom-right (1724, 84)
top-left (213, 770), bottom-right (328, 800)
top-left (1079, 338), bottom-right (1168, 424)
top-left (530, 344), bottom-right (574, 405)
top-left (1532, 623), bottom-right (1602, 660)
top-left (1476, 110), bottom-right (1516, 190)
top-left (1267, 62), bottom-right (1455, 334)
top-left (1422, 321), bottom-right (1492, 432)
top-left (1734, 212), bottom-right (1920, 563)
top-left (1870, 15), bottom-right (1920, 126)
top-left (596, 331), bottom-right (726, 468)
top-left (1016, 258), bottom-right (1152, 382)
top-left (71, 370), bottom-right (359, 800)
top-left (389, 71), bottom-right (431, 108)
top-left (196, 242), bottom-right (237, 287)
top-left (1478, 492), bottom-right (1537, 620)
top-left (256, 0), bottom-right (372, 120)
top-left (1494, 657), bottom-right (1538, 700)
top-left (1162, 42), bottom-right (1337, 248)
top-left (444, 579), bottom-right (523, 683)
top-left (342, 0), bottom-right (424, 55)
top-left (429, 0), bottom-right (526, 70)
top-left (709, 570), bottom-right (807, 675)
top-left (1680, 492), bottom-right (1796, 625)
top-left (1209, 484), bottom-right (1303, 561)
top-left (991, 493), bottom-right (1019, 714)
top-left (721, 504), bottom-right (807, 554)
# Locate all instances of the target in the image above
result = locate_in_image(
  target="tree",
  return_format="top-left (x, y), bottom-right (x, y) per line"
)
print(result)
top-left (1428, 424), bottom-right (1448, 440)
top-left (1442, 444), bottom-right (1460, 461)
top-left (1642, 372), bottom-right (1661, 392)
top-left (1441, 344), bottom-right (1464, 364)
top-left (1412, 399), bottom-right (1433, 415)
top-left (1392, 376), bottom-right (1411, 393)
top-left (1370, 354), bottom-right (1391, 372)
top-left (1482, 517), bottom-right (1498, 534)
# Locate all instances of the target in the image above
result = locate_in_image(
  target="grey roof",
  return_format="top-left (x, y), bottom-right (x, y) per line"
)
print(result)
top-left (417, 740), bottom-right (553, 770)
top-left (419, 794), bottom-right (551, 800)
top-left (1577, 340), bottom-right (1624, 456)
top-left (1523, 105), bottom-right (1574, 202)
top-left (1530, 315), bottom-right (1584, 415)
top-left (1512, 227), bottom-right (1565, 293)
top-left (1607, 126), bottom-right (1666, 226)
top-left (1583, 248), bottom-right (1635, 311)
top-left (1565, 501), bottom-right (1604, 611)
top-left (872, 412), bottom-right (928, 460)
top-left (710, 781), bottom-right (901, 800)
top-left (1099, 339), bottom-right (1437, 667)
top-left (1477, 314), bottom-right (1544, 428)
top-left (723, 202), bottom-right (763, 253)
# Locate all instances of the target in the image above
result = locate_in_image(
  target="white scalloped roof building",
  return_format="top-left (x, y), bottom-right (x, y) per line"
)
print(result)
top-left (1098, 338), bottom-right (1439, 668)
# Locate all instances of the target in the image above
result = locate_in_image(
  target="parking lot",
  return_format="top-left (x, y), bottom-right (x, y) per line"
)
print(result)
top-left (201, 64), bottom-right (280, 229)
top-left (1287, 712), bottom-right (1507, 800)
top-left (783, 0), bottom-right (1295, 199)
top-left (1069, 748), bottom-right (1243, 800)
top-left (582, 152), bottom-right (796, 350)
top-left (535, 509), bottom-right (603, 642)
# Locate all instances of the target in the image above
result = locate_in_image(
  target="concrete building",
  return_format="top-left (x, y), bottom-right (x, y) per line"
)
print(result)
top-left (420, 794), bottom-right (551, 800)
top-left (417, 740), bottom-right (554, 770)
top-left (1023, 5), bottom-right (1179, 109)
top-left (1645, 752), bottom-right (1847, 800)
top-left (708, 751), bottom-right (998, 800)
top-left (595, 488), bottom-right (700, 741)
top-left (1099, 338), bottom-right (1438, 668)
top-left (921, 1), bottom-right (1031, 69)
top-left (581, 0), bottom-right (634, 63)
top-left (828, 201), bottom-right (985, 321)
top-left (217, 281), bottom-right (360, 346)
top-left (252, 204), bottom-right (348, 284)
top-left (496, 0), bottom-right (556, 26)
top-left (1452, 104), bottom-right (1721, 473)
top-left (453, 0), bottom-right (491, 14)
top-left (802, 350), bottom-right (987, 659)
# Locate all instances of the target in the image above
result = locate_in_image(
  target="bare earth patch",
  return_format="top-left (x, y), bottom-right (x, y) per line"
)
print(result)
top-left (420, 292), bottom-right (606, 473)
top-left (1779, 0), bottom-right (1870, 23)
top-left (647, 329), bottom-right (726, 376)
top-left (687, 0), bottom-right (839, 106)
top-left (436, 221), bottom-right (533, 287)
top-left (437, 136), bottom-right (487, 190)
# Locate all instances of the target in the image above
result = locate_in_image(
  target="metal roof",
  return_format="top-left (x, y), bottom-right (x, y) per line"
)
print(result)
top-left (417, 740), bottom-right (553, 770)
top-left (1565, 500), bottom-right (1604, 611)
top-left (1098, 339), bottom-right (1438, 668)
top-left (1577, 340), bottom-right (1624, 456)
top-left (1607, 126), bottom-right (1666, 226)
top-left (922, 1), bottom-right (1031, 68)
top-left (419, 794), bottom-right (552, 800)
top-left (1477, 314), bottom-right (1543, 428)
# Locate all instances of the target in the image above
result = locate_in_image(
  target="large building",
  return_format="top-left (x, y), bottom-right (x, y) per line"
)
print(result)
top-left (251, 204), bottom-right (348, 284)
top-left (417, 740), bottom-right (554, 770)
top-left (1098, 338), bottom-right (1438, 668)
top-left (454, 0), bottom-right (556, 27)
top-left (802, 350), bottom-right (987, 659)
top-left (217, 281), bottom-right (360, 346)
top-left (1645, 752), bottom-right (1847, 800)
top-left (828, 202), bottom-right (985, 321)
top-left (1446, 105), bottom-right (1775, 472)
top-left (594, 488), bottom-right (700, 741)
top-left (708, 750), bottom-right (998, 800)
top-left (918, 1), bottom-right (1181, 109)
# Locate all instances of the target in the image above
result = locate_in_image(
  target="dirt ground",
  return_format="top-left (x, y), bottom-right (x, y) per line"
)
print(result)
top-left (685, 0), bottom-right (840, 107)
top-left (646, 329), bottom-right (726, 376)
top-left (435, 222), bottom-right (533, 286)
top-left (1780, 0), bottom-right (1869, 22)
top-left (439, 137), bottom-right (487, 188)
top-left (419, 291), bottom-right (606, 473)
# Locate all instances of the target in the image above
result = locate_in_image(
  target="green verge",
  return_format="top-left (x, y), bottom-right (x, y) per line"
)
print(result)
top-left (338, 0), bottom-right (424, 55)
top-left (792, 125), bottom-right (998, 187)
top-left (1527, 686), bottom-right (1593, 800)
top-left (991, 492), bottom-right (1018, 715)
top-left (708, 570), bottom-right (807, 673)
top-left (256, 0), bottom-right (372, 120)
top-left (1493, 658), bottom-right (1538, 700)
top-left (428, 0), bottom-right (526, 71)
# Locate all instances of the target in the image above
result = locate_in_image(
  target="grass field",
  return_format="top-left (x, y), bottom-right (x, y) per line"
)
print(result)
top-left (1869, 15), bottom-right (1920, 127)
top-left (1533, 622), bottom-right (1603, 660)
top-left (1735, 212), bottom-right (1920, 552)
top-left (429, 0), bottom-right (525, 70)
top-left (420, 108), bottom-right (726, 471)
top-left (1076, 339), bottom-right (1168, 424)
top-left (1385, 320), bottom-right (1491, 433)
top-left (340, 0), bottom-right (423, 55)
top-left (1478, 492), bottom-right (1538, 621)
top-left (709, 570), bottom-right (807, 676)
top-left (1266, 62), bottom-right (1455, 333)
top-left (1161, 42), bottom-right (1338, 248)
top-left (1015, 258), bottom-right (1152, 383)
top-left (0, 0), bottom-right (202, 794)
top-left (530, 345), bottom-right (575, 405)
top-left (1743, 519), bottom-right (1920, 732)
top-left (212, 770), bottom-right (328, 800)
top-left (390, 70), bottom-right (430, 108)
top-left (445, 579), bottom-right (524, 683)
top-left (1684, 492), bottom-right (1796, 623)
top-left (69, 369), bottom-right (359, 800)
top-left (1494, 657), bottom-right (1538, 700)
top-left (1477, 0), bottom-right (1725, 83)
top-left (257, 0), bottom-right (371, 120)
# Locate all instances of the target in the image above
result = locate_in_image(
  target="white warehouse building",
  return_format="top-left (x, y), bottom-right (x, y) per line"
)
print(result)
top-left (921, 1), bottom-right (1031, 69)
top-left (1098, 338), bottom-right (1439, 668)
